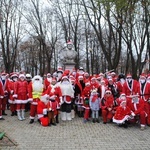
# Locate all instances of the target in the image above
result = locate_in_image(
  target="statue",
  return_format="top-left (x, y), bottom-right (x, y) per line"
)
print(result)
top-left (59, 41), bottom-right (77, 64)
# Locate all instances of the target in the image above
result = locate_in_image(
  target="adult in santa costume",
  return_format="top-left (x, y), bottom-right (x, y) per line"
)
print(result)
top-left (13, 74), bottom-right (28, 121)
top-left (89, 89), bottom-right (100, 123)
top-left (76, 67), bottom-right (85, 80)
top-left (0, 81), bottom-right (4, 120)
top-left (113, 100), bottom-right (132, 128)
top-left (137, 74), bottom-right (150, 126)
top-left (37, 94), bottom-right (49, 127)
top-left (57, 67), bottom-right (64, 82)
top-left (43, 73), bottom-right (52, 92)
top-left (74, 75), bottom-right (85, 117)
top-left (122, 74), bottom-right (138, 96)
top-left (59, 76), bottom-right (74, 121)
top-left (44, 78), bottom-right (62, 124)
top-left (28, 75), bottom-right (44, 124)
top-left (8, 73), bottom-right (18, 116)
top-left (127, 94), bottom-right (147, 130)
top-left (101, 90), bottom-right (115, 124)
top-left (0, 72), bottom-right (9, 115)
top-left (82, 82), bottom-right (91, 123)
top-left (116, 73), bottom-right (126, 94)
top-left (25, 73), bottom-right (32, 112)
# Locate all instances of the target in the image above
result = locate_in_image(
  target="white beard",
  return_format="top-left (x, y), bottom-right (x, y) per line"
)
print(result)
top-left (51, 84), bottom-right (56, 93)
top-left (32, 81), bottom-right (43, 92)
top-left (47, 77), bottom-right (52, 83)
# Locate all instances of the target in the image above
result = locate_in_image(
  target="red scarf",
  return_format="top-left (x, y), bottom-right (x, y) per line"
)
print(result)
top-left (92, 95), bottom-right (98, 102)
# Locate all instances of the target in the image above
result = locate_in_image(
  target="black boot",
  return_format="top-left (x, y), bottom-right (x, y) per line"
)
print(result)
top-left (29, 119), bottom-right (34, 124)
top-left (56, 115), bottom-right (59, 123)
top-left (92, 118), bottom-right (96, 123)
top-left (11, 112), bottom-right (15, 116)
top-left (96, 118), bottom-right (100, 123)
top-left (2, 110), bottom-right (7, 116)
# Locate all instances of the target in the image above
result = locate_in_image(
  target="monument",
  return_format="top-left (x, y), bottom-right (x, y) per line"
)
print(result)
top-left (59, 41), bottom-right (77, 71)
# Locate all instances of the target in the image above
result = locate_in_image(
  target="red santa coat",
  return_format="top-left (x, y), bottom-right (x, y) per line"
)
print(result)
top-left (101, 95), bottom-right (114, 110)
top-left (47, 100), bottom-right (58, 116)
top-left (37, 101), bottom-right (48, 119)
top-left (127, 98), bottom-right (145, 115)
top-left (0, 79), bottom-right (9, 97)
top-left (82, 86), bottom-right (91, 109)
top-left (123, 80), bottom-right (138, 96)
top-left (44, 84), bottom-right (62, 108)
top-left (113, 106), bottom-right (131, 124)
top-left (0, 82), bottom-right (4, 98)
top-left (8, 80), bottom-right (16, 104)
top-left (14, 80), bottom-right (28, 104)
top-left (137, 82), bottom-right (150, 101)
top-left (44, 78), bottom-right (51, 91)
top-left (117, 81), bottom-right (124, 93)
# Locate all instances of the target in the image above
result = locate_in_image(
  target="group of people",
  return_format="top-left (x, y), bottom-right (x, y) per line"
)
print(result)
top-left (0, 67), bottom-right (150, 130)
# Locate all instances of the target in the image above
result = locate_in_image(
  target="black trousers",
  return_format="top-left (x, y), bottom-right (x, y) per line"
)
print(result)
top-left (61, 103), bottom-right (71, 113)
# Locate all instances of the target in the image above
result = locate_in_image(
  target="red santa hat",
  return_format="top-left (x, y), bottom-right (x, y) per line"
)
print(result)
top-left (47, 73), bottom-right (51, 77)
top-left (140, 73), bottom-right (146, 79)
top-left (85, 82), bottom-right (90, 86)
top-left (11, 73), bottom-right (18, 78)
top-left (57, 67), bottom-right (64, 73)
top-left (120, 93), bottom-right (126, 97)
top-left (26, 73), bottom-right (32, 78)
top-left (84, 72), bottom-right (89, 77)
top-left (147, 74), bottom-right (150, 79)
top-left (111, 72), bottom-right (116, 75)
top-left (101, 80), bottom-right (105, 83)
top-left (63, 70), bottom-right (70, 76)
top-left (19, 74), bottom-right (25, 78)
top-left (69, 76), bottom-right (76, 82)
top-left (61, 75), bottom-right (69, 81)
top-left (51, 78), bottom-right (57, 82)
top-left (126, 74), bottom-right (132, 78)
top-left (78, 75), bottom-right (84, 80)
top-left (91, 77), bottom-right (96, 80)
top-left (99, 73), bottom-right (104, 76)
top-left (105, 90), bottom-right (112, 94)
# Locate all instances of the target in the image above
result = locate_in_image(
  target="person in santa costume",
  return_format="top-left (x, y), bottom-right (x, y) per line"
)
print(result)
top-left (37, 94), bottom-right (49, 127)
top-left (74, 75), bottom-right (85, 117)
top-left (13, 74), bottom-right (28, 121)
top-left (127, 94), bottom-right (147, 130)
top-left (28, 75), bottom-right (44, 124)
top-left (44, 77), bottom-right (62, 124)
top-left (0, 81), bottom-right (4, 120)
top-left (8, 73), bottom-right (18, 116)
top-left (0, 72), bottom-right (10, 116)
top-left (101, 90), bottom-right (115, 124)
top-left (47, 95), bottom-right (59, 126)
top-left (122, 74), bottom-right (138, 96)
top-left (56, 67), bottom-right (64, 82)
top-left (113, 100), bottom-right (132, 128)
top-left (116, 73), bottom-right (126, 94)
top-left (89, 89), bottom-right (101, 123)
top-left (137, 73), bottom-right (150, 126)
top-left (43, 73), bottom-right (52, 92)
top-left (59, 76), bottom-right (74, 121)
top-left (82, 82), bottom-right (91, 123)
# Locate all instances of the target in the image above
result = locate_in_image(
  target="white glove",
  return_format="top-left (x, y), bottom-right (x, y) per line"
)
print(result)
top-left (10, 90), bottom-right (14, 94)
top-left (131, 112), bottom-right (135, 117)
top-left (43, 108), bottom-right (47, 115)
top-left (13, 94), bottom-right (18, 98)
top-left (59, 97), bottom-right (63, 105)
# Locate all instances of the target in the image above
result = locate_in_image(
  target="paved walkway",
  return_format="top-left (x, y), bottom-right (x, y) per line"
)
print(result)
top-left (0, 110), bottom-right (150, 150)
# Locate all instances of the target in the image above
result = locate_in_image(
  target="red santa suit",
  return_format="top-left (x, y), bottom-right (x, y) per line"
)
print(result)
top-left (127, 96), bottom-right (147, 128)
top-left (136, 79), bottom-right (150, 126)
top-left (123, 79), bottom-right (138, 96)
top-left (28, 75), bottom-right (43, 123)
top-left (43, 73), bottom-right (52, 92)
top-left (8, 75), bottom-right (18, 116)
top-left (82, 82), bottom-right (91, 121)
top-left (101, 91), bottom-right (115, 123)
top-left (37, 94), bottom-right (49, 126)
top-left (0, 81), bottom-right (4, 119)
top-left (0, 74), bottom-right (9, 115)
top-left (59, 76), bottom-right (74, 121)
top-left (13, 74), bottom-right (28, 121)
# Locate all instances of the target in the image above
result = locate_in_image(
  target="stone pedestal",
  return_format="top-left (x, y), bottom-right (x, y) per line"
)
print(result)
top-left (63, 62), bottom-right (76, 71)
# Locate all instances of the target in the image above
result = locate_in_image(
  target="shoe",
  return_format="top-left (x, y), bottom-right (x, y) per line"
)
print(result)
top-left (83, 119), bottom-right (88, 123)
top-left (123, 123), bottom-right (128, 128)
top-left (0, 118), bottom-right (5, 120)
top-left (2, 111), bottom-right (7, 116)
top-left (96, 119), bottom-right (100, 123)
top-left (92, 119), bottom-right (96, 123)
top-left (11, 112), bottom-right (15, 116)
top-left (51, 123), bottom-right (56, 126)
top-left (29, 119), bottom-right (34, 124)
top-left (141, 126), bottom-right (145, 130)
top-left (103, 122), bottom-right (107, 124)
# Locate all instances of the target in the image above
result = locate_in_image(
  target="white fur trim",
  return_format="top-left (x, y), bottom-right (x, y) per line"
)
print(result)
top-left (31, 102), bottom-right (38, 105)
top-left (13, 94), bottom-right (18, 98)
top-left (15, 99), bottom-right (28, 104)
top-left (8, 99), bottom-right (15, 104)
top-left (0, 96), bottom-right (4, 98)
top-left (37, 114), bottom-right (43, 119)
top-left (113, 115), bottom-right (130, 124)
top-left (30, 116), bottom-right (35, 119)
top-left (28, 98), bottom-right (33, 102)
